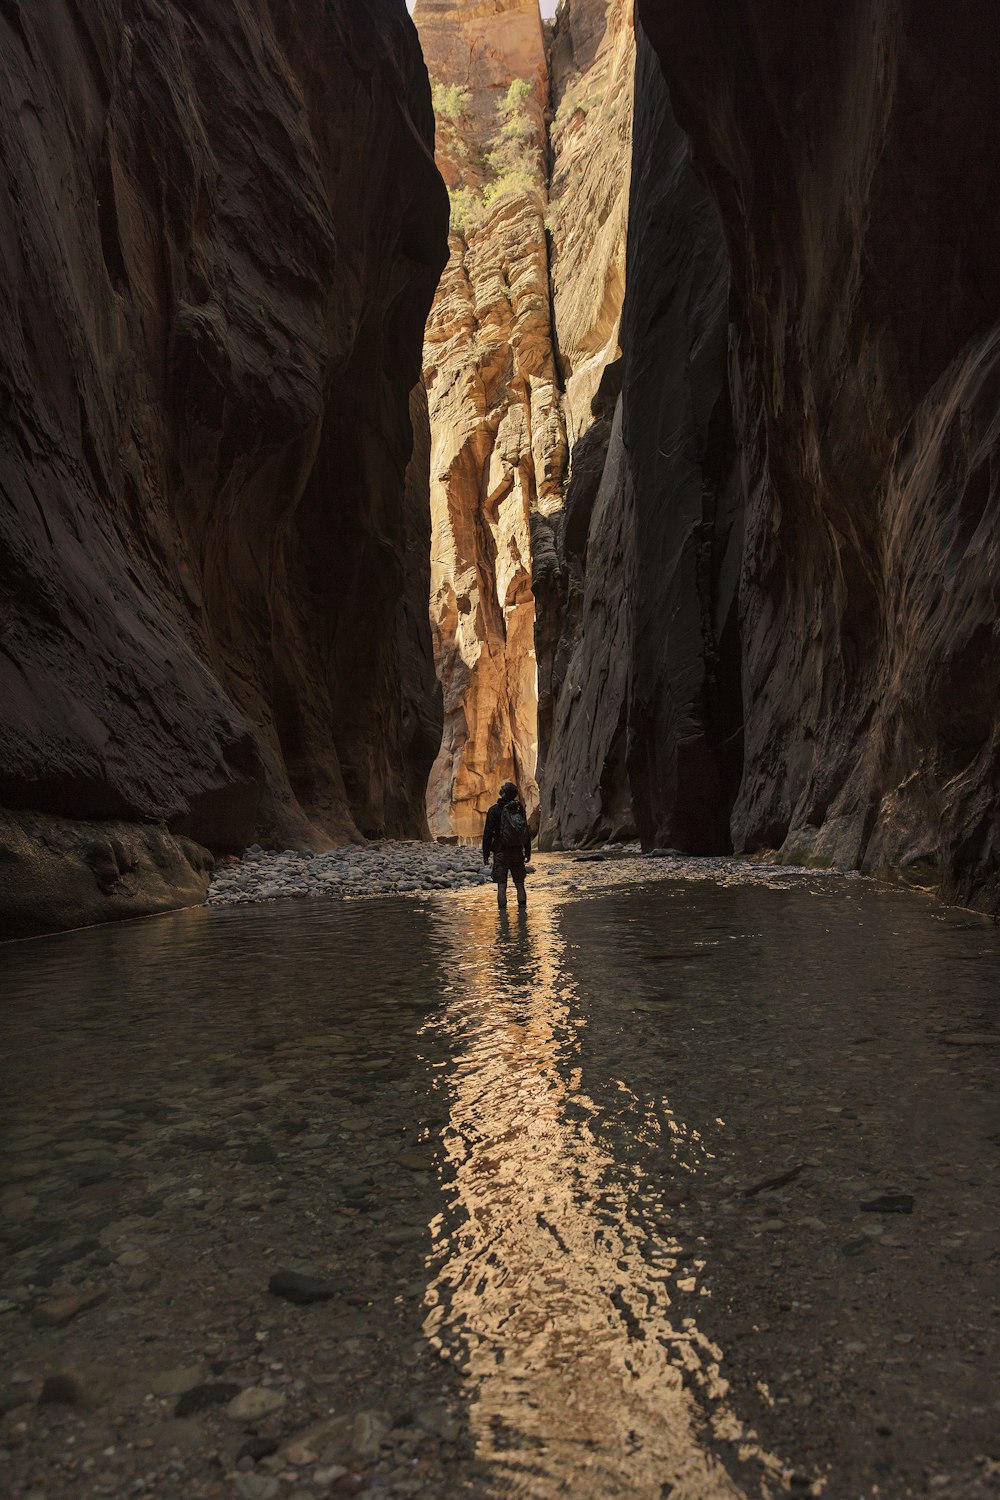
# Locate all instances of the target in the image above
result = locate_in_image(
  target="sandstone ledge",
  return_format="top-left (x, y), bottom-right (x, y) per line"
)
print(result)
top-left (0, 811), bottom-right (213, 942)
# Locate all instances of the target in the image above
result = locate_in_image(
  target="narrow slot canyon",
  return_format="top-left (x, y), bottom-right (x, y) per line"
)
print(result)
top-left (0, 4), bottom-right (998, 1499)
top-left (414, 0), bottom-right (635, 845)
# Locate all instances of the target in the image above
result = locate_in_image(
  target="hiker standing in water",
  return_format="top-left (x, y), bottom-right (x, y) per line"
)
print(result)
top-left (483, 780), bottom-right (531, 909)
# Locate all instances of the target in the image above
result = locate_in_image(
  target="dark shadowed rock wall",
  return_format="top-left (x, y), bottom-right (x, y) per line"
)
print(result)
top-left (637, 0), bottom-right (1000, 907)
top-left (536, 33), bottom-right (740, 851)
top-left (541, 3), bottom-right (1000, 910)
top-left (0, 0), bottom-right (448, 936)
top-left (619, 36), bottom-right (742, 854)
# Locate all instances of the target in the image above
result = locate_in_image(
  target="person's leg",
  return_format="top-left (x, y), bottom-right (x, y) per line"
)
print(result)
top-left (497, 875), bottom-right (508, 908)
top-left (514, 878), bottom-right (527, 907)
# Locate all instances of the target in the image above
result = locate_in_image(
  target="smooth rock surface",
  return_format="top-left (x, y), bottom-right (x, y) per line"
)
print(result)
top-left (539, 3), bottom-right (1000, 910)
top-left (0, 0), bottom-right (448, 936)
top-left (0, 810), bottom-right (213, 941)
top-left (634, 0), bottom-right (1000, 906)
top-left (536, 28), bottom-right (738, 851)
top-left (532, 0), bottom-right (637, 838)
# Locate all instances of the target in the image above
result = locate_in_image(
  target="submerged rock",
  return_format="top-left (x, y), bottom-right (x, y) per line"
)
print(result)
top-left (268, 1270), bottom-right (344, 1306)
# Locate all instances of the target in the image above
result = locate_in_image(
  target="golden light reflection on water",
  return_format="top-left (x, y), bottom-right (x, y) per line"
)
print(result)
top-left (422, 890), bottom-right (795, 1499)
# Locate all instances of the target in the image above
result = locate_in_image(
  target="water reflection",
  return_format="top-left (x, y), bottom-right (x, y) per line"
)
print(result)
top-left (423, 891), bottom-right (774, 1498)
top-left (2, 872), bottom-right (996, 1500)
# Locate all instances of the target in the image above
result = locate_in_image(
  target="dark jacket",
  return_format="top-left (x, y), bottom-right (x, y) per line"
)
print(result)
top-left (483, 799), bottom-right (531, 863)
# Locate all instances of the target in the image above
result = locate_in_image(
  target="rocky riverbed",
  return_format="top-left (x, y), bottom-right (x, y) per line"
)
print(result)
top-left (205, 841), bottom-right (857, 910)
top-left (206, 843), bottom-right (495, 907)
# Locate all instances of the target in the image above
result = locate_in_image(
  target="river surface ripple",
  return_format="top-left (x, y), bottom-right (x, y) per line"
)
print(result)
top-left (2, 862), bottom-right (998, 1499)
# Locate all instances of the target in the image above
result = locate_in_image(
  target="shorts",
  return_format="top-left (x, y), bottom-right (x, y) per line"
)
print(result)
top-left (492, 848), bottom-right (527, 883)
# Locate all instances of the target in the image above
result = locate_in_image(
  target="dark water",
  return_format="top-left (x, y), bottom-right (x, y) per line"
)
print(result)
top-left (2, 867), bottom-right (998, 1498)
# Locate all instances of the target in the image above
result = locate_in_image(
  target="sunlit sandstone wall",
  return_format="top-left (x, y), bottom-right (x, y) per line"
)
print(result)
top-left (416, 0), bottom-right (563, 840)
top-left (418, 0), bottom-right (634, 842)
top-left (0, 0), bottom-right (448, 937)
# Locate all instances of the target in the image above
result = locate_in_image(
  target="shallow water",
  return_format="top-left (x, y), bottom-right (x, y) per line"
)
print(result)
top-left (2, 863), bottom-right (999, 1498)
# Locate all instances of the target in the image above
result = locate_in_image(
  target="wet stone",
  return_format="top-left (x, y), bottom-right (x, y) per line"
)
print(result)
top-left (234, 1475), bottom-right (280, 1500)
top-left (227, 1386), bottom-right (287, 1422)
top-left (31, 1288), bottom-right (106, 1326)
top-left (268, 1269), bottom-right (345, 1304)
top-left (861, 1194), bottom-right (915, 1215)
top-left (237, 1437), bottom-right (280, 1464)
top-left (147, 1364), bottom-right (207, 1398)
top-left (174, 1382), bottom-right (241, 1417)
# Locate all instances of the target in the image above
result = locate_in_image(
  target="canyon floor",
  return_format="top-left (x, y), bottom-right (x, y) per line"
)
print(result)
top-left (1, 857), bottom-right (998, 1500)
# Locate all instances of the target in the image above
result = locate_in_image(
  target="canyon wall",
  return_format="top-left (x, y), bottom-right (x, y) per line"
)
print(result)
top-left (536, 26), bottom-right (739, 851)
top-left (542, 0), bottom-right (999, 907)
top-left (416, 0), bottom-right (559, 841)
top-left (635, 0), bottom-right (1000, 907)
top-left (0, 0), bottom-right (448, 937)
top-left (418, 0), bottom-right (634, 841)
top-left (532, 0), bottom-right (636, 843)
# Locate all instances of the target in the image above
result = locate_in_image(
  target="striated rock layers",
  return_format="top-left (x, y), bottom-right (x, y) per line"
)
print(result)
top-left (543, 0), bottom-right (1000, 907)
top-left (0, 0), bottom-right (448, 936)
top-left (418, 0), bottom-right (634, 842)
top-left (416, 0), bottom-right (559, 841)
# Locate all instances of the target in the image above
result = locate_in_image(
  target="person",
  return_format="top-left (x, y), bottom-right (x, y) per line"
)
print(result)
top-left (483, 780), bottom-right (531, 909)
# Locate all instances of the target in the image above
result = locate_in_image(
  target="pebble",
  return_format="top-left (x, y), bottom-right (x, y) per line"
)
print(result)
top-left (283, 1443), bottom-right (318, 1466)
top-left (268, 1269), bottom-right (343, 1305)
top-left (234, 1475), bottom-right (281, 1500)
top-left (227, 1386), bottom-right (288, 1421)
top-left (147, 1364), bottom-right (207, 1398)
top-left (32, 1288), bottom-right (106, 1327)
top-left (314, 1465), bottom-right (350, 1486)
top-left (38, 1371), bottom-right (87, 1406)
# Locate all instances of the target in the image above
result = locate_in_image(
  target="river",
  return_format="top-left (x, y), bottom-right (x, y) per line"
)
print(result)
top-left (2, 859), bottom-right (998, 1498)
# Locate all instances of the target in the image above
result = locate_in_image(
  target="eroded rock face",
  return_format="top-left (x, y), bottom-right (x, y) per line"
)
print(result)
top-left (532, 0), bottom-right (636, 841)
top-left (416, 0), bottom-right (563, 840)
top-left (637, 0), bottom-right (1000, 906)
top-left (547, 0), bottom-right (635, 449)
top-left (418, 0), bottom-right (634, 842)
top-left (536, 25), bottom-right (738, 851)
top-left (0, 0), bottom-right (448, 935)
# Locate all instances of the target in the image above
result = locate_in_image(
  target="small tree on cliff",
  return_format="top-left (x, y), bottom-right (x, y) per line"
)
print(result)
top-left (483, 79), bottom-right (543, 208)
top-left (431, 81), bottom-right (473, 172)
top-left (436, 77), bottom-right (544, 234)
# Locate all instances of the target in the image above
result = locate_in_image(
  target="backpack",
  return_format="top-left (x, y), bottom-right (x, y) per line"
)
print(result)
top-left (498, 800), bottom-right (528, 850)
